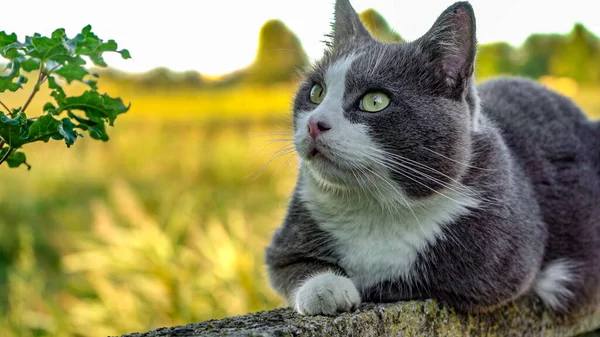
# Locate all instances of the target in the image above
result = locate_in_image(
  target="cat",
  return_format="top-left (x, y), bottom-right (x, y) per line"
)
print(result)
top-left (265, 0), bottom-right (600, 316)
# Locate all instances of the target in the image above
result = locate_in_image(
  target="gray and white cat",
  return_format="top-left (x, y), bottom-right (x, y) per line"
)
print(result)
top-left (266, 0), bottom-right (600, 316)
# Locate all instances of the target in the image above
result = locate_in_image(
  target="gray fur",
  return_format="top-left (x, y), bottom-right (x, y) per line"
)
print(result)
top-left (266, 0), bottom-right (600, 315)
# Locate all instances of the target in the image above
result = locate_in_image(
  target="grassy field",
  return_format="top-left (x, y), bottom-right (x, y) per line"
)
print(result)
top-left (0, 114), bottom-right (298, 336)
top-left (0, 79), bottom-right (599, 337)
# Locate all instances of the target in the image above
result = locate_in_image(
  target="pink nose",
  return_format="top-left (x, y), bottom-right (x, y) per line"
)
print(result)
top-left (307, 117), bottom-right (331, 140)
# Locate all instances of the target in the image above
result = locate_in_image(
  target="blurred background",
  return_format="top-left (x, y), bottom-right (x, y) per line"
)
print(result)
top-left (1, 1), bottom-right (600, 336)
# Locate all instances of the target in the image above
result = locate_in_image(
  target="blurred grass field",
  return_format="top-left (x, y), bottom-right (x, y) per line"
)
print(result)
top-left (0, 76), bottom-right (599, 337)
top-left (0, 84), bottom-right (299, 335)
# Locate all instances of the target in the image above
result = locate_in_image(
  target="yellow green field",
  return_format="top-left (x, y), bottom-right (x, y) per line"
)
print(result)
top-left (0, 79), bottom-right (599, 337)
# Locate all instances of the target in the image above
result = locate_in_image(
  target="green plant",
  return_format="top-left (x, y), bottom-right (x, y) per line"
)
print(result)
top-left (0, 25), bottom-right (130, 169)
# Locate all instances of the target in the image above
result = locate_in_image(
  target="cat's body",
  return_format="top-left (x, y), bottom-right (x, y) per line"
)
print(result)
top-left (266, 0), bottom-right (600, 315)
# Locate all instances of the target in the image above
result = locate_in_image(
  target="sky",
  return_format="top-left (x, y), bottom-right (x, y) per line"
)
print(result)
top-left (3, 0), bottom-right (599, 76)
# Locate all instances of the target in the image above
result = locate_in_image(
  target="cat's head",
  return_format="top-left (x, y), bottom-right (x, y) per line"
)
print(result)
top-left (293, 0), bottom-right (480, 200)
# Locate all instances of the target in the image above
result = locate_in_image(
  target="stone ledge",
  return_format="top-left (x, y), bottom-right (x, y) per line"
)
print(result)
top-left (120, 295), bottom-right (600, 337)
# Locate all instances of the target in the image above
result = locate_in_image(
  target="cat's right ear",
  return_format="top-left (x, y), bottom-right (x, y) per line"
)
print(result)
top-left (331, 0), bottom-right (373, 48)
top-left (418, 2), bottom-right (477, 99)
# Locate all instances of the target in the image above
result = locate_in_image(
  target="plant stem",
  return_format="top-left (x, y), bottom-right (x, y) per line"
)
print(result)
top-left (21, 63), bottom-right (46, 114)
top-left (0, 146), bottom-right (13, 166)
top-left (0, 101), bottom-right (11, 115)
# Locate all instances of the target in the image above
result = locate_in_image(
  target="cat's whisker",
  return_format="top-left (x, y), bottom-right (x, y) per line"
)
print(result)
top-left (356, 163), bottom-right (402, 215)
top-left (364, 165), bottom-right (422, 227)
top-left (248, 133), bottom-right (294, 139)
top-left (363, 145), bottom-right (473, 191)
top-left (361, 154), bottom-right (472, 208)
top-left (260, 146), bottom-right (295, 158)
top-left (383, 160), bottom-right (490, 207)
top-left (250, 138), bottom-right (294, 157)
top-left (421, 146), bottom-right (497, 171)
top-left (247, 146), bottom-right (296, 180)
top-left (377, 156), bottom-right (474, 197)
top-left (356, 144), bottom-right (503, 206)
top-left (351, 145), bottom-right (471, 194)
top-left (271, 151), bottom-right (298, 178)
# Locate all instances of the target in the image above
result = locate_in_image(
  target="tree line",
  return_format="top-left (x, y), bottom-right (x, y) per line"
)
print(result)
top-left (99, 10), bottom-right (600, 90)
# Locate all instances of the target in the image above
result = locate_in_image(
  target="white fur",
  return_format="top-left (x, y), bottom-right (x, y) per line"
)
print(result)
top-left (293, 271), bottom-right (361, 315)
top-left (301, 179), bottom-right (478, 290)
top-left (534, 259), bottom-right (575, 311)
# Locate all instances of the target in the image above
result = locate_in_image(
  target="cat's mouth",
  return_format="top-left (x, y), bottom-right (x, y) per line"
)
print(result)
top-left (309, 148), bottom-right (324, 159)
top-left (307, 145), bottom-right (333, 163)
top-left (306, 145), bottom-right (346, 172)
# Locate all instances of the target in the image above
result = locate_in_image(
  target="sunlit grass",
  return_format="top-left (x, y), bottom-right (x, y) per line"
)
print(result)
top-left (0, 116), bottom-right (296, 336)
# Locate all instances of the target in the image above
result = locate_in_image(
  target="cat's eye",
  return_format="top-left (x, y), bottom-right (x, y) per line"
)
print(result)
top-left (309, 84), bottom-right (325, 104)
top-left (360, 92), bottom-right (390, 112)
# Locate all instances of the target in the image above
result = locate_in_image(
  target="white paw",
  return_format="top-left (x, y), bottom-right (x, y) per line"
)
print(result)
top-left (293, 271), bottom-right (361, 316)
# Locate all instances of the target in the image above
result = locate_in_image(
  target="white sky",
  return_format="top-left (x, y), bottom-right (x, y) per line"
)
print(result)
top-left (3, 0), bottom-right (599, 76)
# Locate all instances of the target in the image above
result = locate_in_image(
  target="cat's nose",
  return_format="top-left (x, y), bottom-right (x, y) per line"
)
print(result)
top-left (307, 117), bottom-right (331, 140)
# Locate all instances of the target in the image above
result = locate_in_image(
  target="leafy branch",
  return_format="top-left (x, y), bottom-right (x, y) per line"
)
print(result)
top-left (0, 25), bottom-right (130, 169)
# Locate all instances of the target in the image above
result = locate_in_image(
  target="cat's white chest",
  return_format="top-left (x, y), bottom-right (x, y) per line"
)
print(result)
top-left (322, 207), bottom-right (444, 290)
top-left (301, 180), bottom-right (478, 290)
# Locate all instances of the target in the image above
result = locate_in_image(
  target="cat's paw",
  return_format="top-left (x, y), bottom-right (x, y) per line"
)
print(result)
top-left (293, 271), bottom-right (361, 316)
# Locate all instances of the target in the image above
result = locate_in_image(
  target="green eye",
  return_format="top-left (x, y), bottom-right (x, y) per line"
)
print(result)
top-left (360, 91), bottom-right (390, 112)
top-left (309, 84), bottom-right (325, 104)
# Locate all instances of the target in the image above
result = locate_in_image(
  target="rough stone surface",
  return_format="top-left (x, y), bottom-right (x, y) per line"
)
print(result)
top-left (120, 295), bottom-right (600, 337)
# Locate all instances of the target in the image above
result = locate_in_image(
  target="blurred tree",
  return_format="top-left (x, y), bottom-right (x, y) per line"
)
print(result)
top-left (131, 67), bottom-right (206, 91)
top-left (137, 67), bottom-right (173, 89)
top-left (476, 42), bottom-right (518, 80)
top-left (242, 20), bottom-right (308, 84)
top-left (359, 9), bottom-right (403, 43)
top-left (519, 33), bottom-right (564, 79)
top-left (549, 23), bottom-right (600, 84)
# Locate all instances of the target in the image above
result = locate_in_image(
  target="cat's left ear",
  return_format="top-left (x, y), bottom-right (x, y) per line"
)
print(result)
top-left (331, 0), bottom-right (373, 48)
top-left (418, 2), bottom-right (477, 98)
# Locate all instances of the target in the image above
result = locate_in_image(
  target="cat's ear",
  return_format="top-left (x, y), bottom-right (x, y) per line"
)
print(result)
top-left (418, 2), bottom-right (477, 98)
top-left (331, 0), bottom-right (373, 48)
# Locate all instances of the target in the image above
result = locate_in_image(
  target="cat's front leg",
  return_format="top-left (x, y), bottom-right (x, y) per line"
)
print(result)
top-left (293, 270), bottom-right (361, 315)
top-left (267, 260), bottom-right (361, 316)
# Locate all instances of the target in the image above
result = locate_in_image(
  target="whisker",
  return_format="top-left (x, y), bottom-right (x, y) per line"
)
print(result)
top-left (353, 144), bottom-right (500, 207)
top-left (358, 163), bottom-right (422, 228)
top-left (377, 156), bottom-right (476, 201)
top-left (251, 140), bottom-right (294, 155)
top-left (363, 155), bottom-right (473, 207)
top-left (366, 145), bottom-right (472, 190)
top-left (421, 146), bottom-right (497, 171)
top-left (247, 147), bottom-right (296, 180)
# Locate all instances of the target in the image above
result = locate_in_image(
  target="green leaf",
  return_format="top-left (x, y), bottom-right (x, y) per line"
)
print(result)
top-left (0, 32), bottom-right (21, 59)
top-left (43, 102), bottom-right (57, 114)
top-left (30, 34), bottom-right (67, 61)
top-left (0, 32), bottom-right (17, 48)
top-left (0, 112), bottom-right (29, 147)
top-left (17, 75), bottom-right (28, 85)
top-left (20, 58), bottom-right (41, 72)
top-left (2, 44), bottom-right (22, 59)
top-left (54, 62), bottom-right (89, 83)
top-left (58, 118), bottom-right (80, 146)
top-left (0, 148), bottom-right (28, 169)
top-left (84, 79), bottom-right (98, 90)
top-left (59, 90), bottom-right (129, 125)
top-left (119, 49), bottom-right (131, 59)
top-left (26, 114), bottom-right (61, 143)
top-left (48, 76), bottom-right (66, 105)
top-left (0, 62), bottom-right (22, 92)
top-left (69, 112), bottom-right (108, 141)
top-left (75, 26), bottom-right (130, 66)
